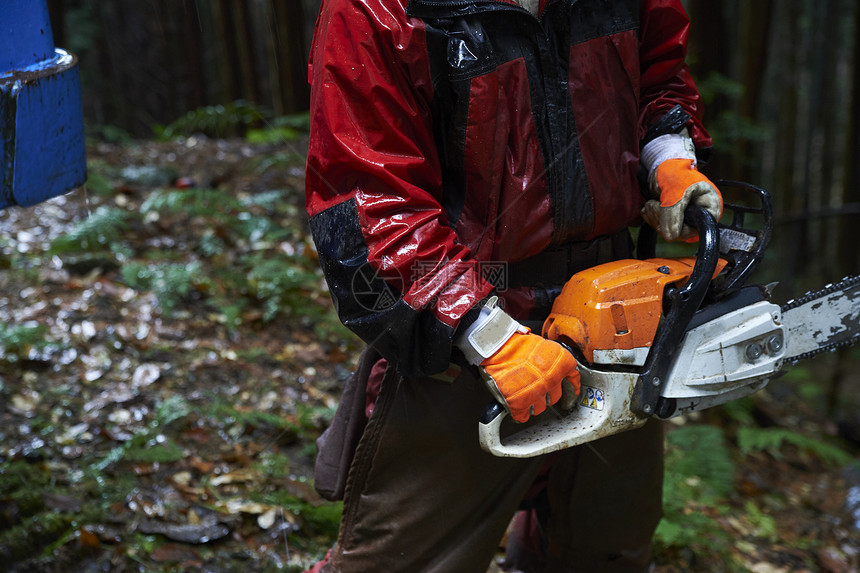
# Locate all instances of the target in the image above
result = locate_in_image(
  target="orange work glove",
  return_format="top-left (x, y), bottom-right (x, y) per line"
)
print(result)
top-left (456, 297), bottom-right (579, 423)
top-left (641, 159), bottom-right (722, 242)
top-left (480, 331), bottom-right (580, 423)
top-left (640, 129), bottom-right (722, 242)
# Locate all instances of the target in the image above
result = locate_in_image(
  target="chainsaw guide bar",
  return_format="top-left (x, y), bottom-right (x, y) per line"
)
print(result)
top-left (781, 274), bottom-right (860, 364)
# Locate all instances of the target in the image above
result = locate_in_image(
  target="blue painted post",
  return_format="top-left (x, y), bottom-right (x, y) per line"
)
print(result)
top-left (0, 1), bottom-right (86, 209)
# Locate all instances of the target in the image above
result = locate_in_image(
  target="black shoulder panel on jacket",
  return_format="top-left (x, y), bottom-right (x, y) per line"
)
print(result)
top-left (567, 0), bottom-right (640, 44)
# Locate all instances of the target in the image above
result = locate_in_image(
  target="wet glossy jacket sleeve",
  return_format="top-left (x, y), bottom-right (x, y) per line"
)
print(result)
top-left (639, 0), bottom-right (712, 149)
top-left (305, 0), bottom-right (494, 377)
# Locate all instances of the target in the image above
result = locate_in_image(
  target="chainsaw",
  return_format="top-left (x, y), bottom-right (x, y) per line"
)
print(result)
top-left (479, 182), bottom-right (860, 458)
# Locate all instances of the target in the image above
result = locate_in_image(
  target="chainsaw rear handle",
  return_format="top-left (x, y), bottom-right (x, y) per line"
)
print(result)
top-left (479, 204), bottom-right (719, 439)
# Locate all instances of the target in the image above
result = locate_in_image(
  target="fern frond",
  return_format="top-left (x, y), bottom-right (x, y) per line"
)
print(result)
top-left (239, 189), bottom-right (285, 208)
top-left (0, 323), bottom-right (48, 360)
top-left (158, 100), bottom-right (268, 139)
top-left (235, 213), bottom-right (290, 244)
top-left (155, 394), bottom-right (190, 426)
top-left (120, 260), bottom-right (207, 315)
top-left (721, 396), bottom-right (755, 424)
top-left (243, 252), bottom-right (322, 320)
top-left (657, 424), bottom-right (737, 554)
top-left (141, 188), bottom-right (243, 219)
top-left (737, 427), bottom-right (852, 466)
top-left (665, 425), bottom-right (736, 500)
top-left (49, 206), bottom-right (130, 254)
top-left (270, 112), bottom-right (311, 131)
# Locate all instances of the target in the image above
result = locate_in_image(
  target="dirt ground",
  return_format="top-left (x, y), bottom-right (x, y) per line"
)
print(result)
top-left (1, 138), bottom-right (859, 572)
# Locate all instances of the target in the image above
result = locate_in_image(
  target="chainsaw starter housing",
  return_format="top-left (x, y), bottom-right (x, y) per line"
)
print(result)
top-left (542, 256), bottom-right (727, 365)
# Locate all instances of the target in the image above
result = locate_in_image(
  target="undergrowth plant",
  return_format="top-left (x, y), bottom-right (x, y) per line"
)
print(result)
top-left (252, 489), bottom-right (342, 551)
top-left (658, 413), bottom-right (854, 565)
top-left (140, 188), bottom-right (244, 225)
top-left (48, 181), bottom-right (348, 338)
top-left (155, 100), bottom-right (309, 142)
top-left (657, 424), bottom-right (736, 557)
top-left (245, 113), bottom-right (311, 144)
top-left (736, 427), bottom-right (853, 466)
top-left (155, 100), bottom-right (267, 139)
top-left (0, 323), bottom-right (48, 363)
top-left (1, 458), bottom-right (104, 563)
top-left (121, 260), bottom-right (207, 316)
top-left (243, 252), bottom-right (322, 321)
top-left (205, 396), bottom-right (335, 447)
top-left (92, 394), bottom-right (191, 471)
top-left (49, 205), bottom-right (130, 254)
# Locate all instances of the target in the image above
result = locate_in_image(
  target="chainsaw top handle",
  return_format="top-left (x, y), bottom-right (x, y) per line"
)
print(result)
top-left (679, 204), bottom-right (721, 303)
top-left (631, 203), bottom-right (720, 417)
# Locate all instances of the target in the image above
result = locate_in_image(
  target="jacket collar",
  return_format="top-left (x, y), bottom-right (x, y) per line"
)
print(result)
top-left (407, 0), bottom-right (560, 17)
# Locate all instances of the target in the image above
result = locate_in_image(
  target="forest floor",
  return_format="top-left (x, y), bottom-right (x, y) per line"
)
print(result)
top-left (1, 136), bottom-right (859, 572)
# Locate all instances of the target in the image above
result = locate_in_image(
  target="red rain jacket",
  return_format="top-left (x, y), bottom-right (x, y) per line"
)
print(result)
top-left (306, 0), bottom-right (711, 376)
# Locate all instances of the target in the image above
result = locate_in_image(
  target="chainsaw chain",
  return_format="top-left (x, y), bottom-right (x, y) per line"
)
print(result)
top-left (784, 333), bottom-right (860, 365)
top-left (781, 274), bottom-right (860, 312)
top-left (781, 273), bottom-right (860, 364)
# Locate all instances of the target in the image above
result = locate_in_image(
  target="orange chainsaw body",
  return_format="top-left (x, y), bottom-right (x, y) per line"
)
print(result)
top-left (542, 257), bottom-right (727, 363)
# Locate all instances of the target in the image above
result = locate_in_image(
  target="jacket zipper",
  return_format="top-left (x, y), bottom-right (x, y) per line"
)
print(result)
top-left (527, 17), bottom-right (573, 243)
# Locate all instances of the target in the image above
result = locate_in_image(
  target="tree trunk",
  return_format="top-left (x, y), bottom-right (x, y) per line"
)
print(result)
top-left (686, 0), bottom-right (728, 87)
top-left (775, 0), bottom-right (802, 294)
top-left (180, 0), bottom-right (207, 111)
top-left (211, 0), bottom-right (243, 104)
top-left (232, 0), bottom-right (261, 105)
top-left (735, 0), bottom-right (774, 183)
top-left (839, 1), bottom-right (860, 276)
top-left (797, 1), bottom-right (830, 283)
top-left (46, 0), bottom-right (66, 46)
top-left (271, 0), bottom-right (310, 114)
top-left (817, 0), bottom-right (848, 282)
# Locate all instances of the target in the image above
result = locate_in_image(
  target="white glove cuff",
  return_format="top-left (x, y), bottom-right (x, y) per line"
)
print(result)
top-left (455, 296), bottom-right (528, 365)
top-left (640, 129), bottom-right (697, 176)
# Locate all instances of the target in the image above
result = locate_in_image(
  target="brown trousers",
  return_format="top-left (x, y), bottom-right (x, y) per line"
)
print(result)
top-left (319, 360), bottom-right (664, 573)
